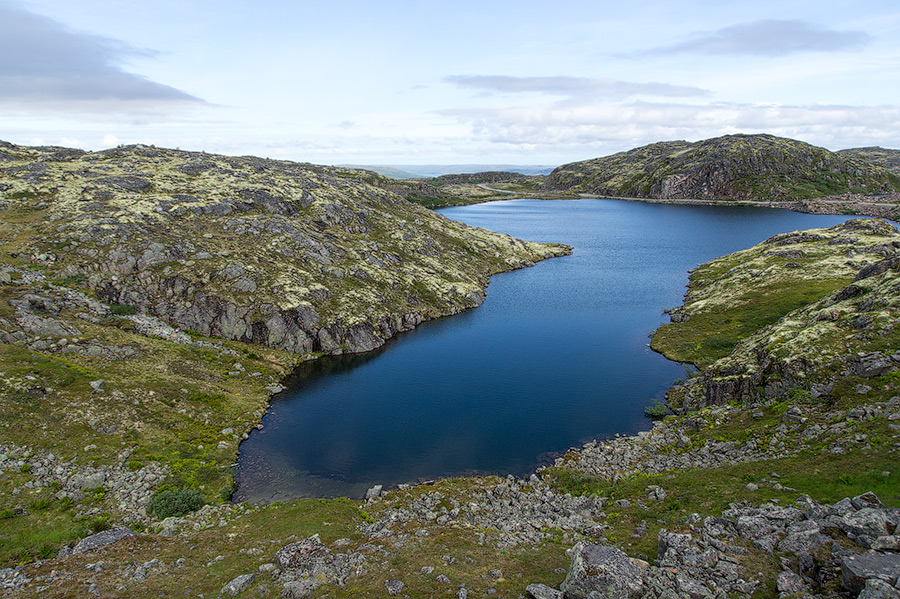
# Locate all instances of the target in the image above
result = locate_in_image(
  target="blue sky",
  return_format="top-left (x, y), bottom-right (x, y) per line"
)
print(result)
top-left (1, 0), bottom-right (898, 165)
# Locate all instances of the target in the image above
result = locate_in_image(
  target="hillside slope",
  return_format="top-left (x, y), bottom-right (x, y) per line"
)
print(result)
top-left (545, 134), bottom-right (900, 201)
top-left (839, 146), bottom-right (900, 175)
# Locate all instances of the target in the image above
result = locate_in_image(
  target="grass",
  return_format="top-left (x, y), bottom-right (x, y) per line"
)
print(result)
top-left (652, 277), bottom-right (849, 367)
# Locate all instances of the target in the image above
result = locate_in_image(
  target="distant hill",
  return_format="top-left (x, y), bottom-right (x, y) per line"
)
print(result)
top-left (340, 164), bottom-right (556, 178)
top-left (544, 134), bottom-right (900, 201)
top-left (838, 147), bottom-right (900, 175)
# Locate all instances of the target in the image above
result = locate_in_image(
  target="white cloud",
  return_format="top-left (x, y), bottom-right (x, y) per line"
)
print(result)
top-left (638, 19), bottom-right (871, 57)
top-left (444, 75), bottom-right (709, 100)
top-left (437, 100), bottom-right (900, 156)
top-left (0, 0), bottom-right (203, 111)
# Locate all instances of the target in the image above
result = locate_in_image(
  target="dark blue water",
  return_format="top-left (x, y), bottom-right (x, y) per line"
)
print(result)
top-left (233, 199), bottom-right (854, 502)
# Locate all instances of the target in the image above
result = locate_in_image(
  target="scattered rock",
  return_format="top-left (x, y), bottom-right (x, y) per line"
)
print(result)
top-left (221, 573), bottom-right (255, 596)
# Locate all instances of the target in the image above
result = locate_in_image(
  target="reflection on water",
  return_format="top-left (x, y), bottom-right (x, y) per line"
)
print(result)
top-left (234, 199), bottom-right (855, 502)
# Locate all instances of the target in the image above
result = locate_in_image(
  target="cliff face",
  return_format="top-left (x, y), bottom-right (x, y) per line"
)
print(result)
top-left (0, 141), bottom-right (569, 356)
top-left (545, 134), bottom-right (900, 201)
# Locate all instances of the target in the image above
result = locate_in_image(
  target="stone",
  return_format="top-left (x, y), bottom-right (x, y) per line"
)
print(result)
top-left (837, 508), bottom-right (892, 538)
top-left (221, 573), bottom-right (255, 596)
top-left (72, 528), bottom-right (137, 555)
top-left (384, 579), bottom-right (404, 595)
top-left (870, 536), bottom-right (900, 551)
top-left (560, 542), bottom-right (644, 599)
top-left (70, 471), bottom-right (107, 490)
top-left (526, 583), bottom-right (563, 599)
top-left (275, 534), bottom-right (366, 586)
top-left (841, 553), bottom-right (900, 594)
top-left (280, 579), bottom-right (322, 599)
top-left (852, 492), bottom-right (886, 510)
top-left (365, 485), bottom-right (383, 500)
top-left (859, 579), bottom-right (900, 599)
top-left (855, 353), bottom-right (895, 377)
top-left (776, 570), bottom-right (806, 595)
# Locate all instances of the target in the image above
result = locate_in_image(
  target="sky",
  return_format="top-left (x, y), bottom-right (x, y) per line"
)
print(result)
top-left (1, 0), bottom-right (898, 166)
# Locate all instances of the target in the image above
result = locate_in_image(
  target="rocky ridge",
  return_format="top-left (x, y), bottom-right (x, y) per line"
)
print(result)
top-left (544, 134), bottom-right (900, 201)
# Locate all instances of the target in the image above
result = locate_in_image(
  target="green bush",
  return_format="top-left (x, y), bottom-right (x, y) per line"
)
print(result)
top-left (644, 398), bottom-right (671, 420)
top-left (110, 303), bottom-right (139, 316)
top-left (149, 488), bottom-right (205, 519)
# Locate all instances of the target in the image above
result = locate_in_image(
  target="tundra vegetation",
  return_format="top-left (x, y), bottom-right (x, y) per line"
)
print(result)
top-left (0, 140), bottom-right (898, 598)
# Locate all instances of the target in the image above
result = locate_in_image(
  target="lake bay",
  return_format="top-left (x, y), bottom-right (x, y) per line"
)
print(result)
top-left (233, 199), bottom-right (855, 502)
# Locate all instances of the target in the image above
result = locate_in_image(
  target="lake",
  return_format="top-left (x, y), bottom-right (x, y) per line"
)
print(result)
top-left (233, 199), bottom-right (855, 502)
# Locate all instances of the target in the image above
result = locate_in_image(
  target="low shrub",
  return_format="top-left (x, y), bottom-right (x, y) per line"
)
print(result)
top-left (644, 398), bottom-right (671, 420)
top-left (149, 488), bottom-right (205, 519)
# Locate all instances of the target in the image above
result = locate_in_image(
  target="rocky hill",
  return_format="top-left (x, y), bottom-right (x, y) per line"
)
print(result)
top-left (0, 141), bottom-right (568, 356)
top-left (544, 134), bottom-right (900, 201)
top-left (839, 147), bottom-right (900, 176)
top-left (1, 142), bottom-right (899, 598)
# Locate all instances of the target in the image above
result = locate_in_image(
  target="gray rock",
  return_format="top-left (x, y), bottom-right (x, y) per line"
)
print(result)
top-left (275, 534), bottom-right (366, 586)
top-left (837, 508), bottom-right (892, 538)
top-left (70, 471), bottom-right (106, 490)
top-left (72, 527), bottom-right (137, 554)
top-left (855, 352), bottom-right (895, 377)
top-left (526, 584), bottom-right (563, 599)
top-left (280, 579), bottom-right (322, 599)
top-left (776, 570), bottom-right (807, 595)
top-left (852, 492), bottom-right (887, 510)
top-left (384, 579), bottom-right (404, 595)
top-left (870, 535), bottom-right (900, 551)
top-left (365, 485), bottom-right (383, 500)
top-left (841, 553), bottom-right (900, 594)
top-left (859, 579), bottom-right (900, 599)
top-left (560, 542), bottom-right (644, 599)
top-left (221, 573), bottom-right (255, 596)
top-left (16, 314), bottom-right (81, 337)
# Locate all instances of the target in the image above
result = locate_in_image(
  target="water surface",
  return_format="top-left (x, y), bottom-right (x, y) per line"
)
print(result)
top-left (234, 199), bottom-right (854, 502)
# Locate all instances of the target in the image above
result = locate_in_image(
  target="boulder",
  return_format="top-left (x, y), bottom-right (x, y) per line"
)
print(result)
top-left (384, 579), bottom-right (404, 596)
top-left (859, 579), bottom-right (900, 599)
top-left (280, 579), bottom-right (322, 599)
top-left (275, 534), bottom-right (366, 586)
top-left (526, 583), bottom-right (563, 599)
top-left (559, 542), bottom-right (644, 599)
top-left (776, 570), bottom-right (807, 595)
top-left (71, 527), bottom-right (137, 555)
top-left (841, 553), bottom-right (900, 594)
top-left (220, 573), bottom-right (255, 596)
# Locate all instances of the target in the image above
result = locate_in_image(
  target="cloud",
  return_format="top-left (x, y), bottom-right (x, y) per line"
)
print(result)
top-left (445, 75), bottom-right (709, 100)
top-left (0, 1), bottom-right (203, 110)
top-left (436, 101), bottom-right (900, 155)
top-left (638, 20), bottom-right (871, 57)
